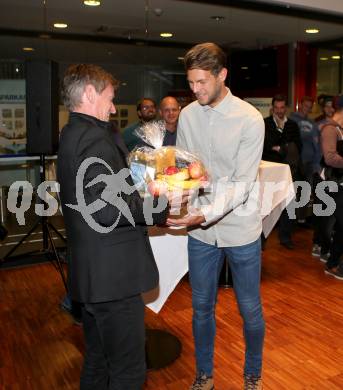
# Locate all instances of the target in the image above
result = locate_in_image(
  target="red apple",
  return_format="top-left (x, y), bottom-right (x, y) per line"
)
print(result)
top-left (147, 180), bottom-right (168, 196)
top-left (199, 174), bottom-right (208, 182)
top-left (164, 166), bottom-right (179, 175)
top-left (188, 161), bottom-right (204, 179)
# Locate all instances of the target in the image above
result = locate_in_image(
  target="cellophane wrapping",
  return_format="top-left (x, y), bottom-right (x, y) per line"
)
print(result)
top-left (127, 120), bottom-right (209, 195)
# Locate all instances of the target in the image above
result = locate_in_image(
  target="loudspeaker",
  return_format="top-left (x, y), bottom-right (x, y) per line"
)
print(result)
top-left (25, 60), bottom-right (59, 155)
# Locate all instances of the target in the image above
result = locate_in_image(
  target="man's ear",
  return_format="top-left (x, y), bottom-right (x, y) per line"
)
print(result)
top-left (84, 84), bottom-right (96, 104)
top-left (218, 67), bottom-right (228, 82)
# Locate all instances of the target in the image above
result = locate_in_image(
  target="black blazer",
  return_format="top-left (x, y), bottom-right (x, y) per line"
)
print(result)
top-left (263, 115), bottom-right (302, 163)
top-left (57, 113), bottom-right (167, 303)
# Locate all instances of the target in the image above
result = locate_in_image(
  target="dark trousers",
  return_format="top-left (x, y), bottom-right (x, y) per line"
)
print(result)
top-left (312, 176), bottom-right (336, 253)
top-left (80, 295), bottom-right (145, 390)
top-left (327, 188), bottom-right (343, 269)
top-left (278, 208), bottom-right (293, 244)
top-left (313, 213), bottom-right (335, 254)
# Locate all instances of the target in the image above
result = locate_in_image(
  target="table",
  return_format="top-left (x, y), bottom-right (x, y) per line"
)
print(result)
top-left (143, 161), bottom-right (295, 314)
top-left (259, 160), bottom-right (295, 237)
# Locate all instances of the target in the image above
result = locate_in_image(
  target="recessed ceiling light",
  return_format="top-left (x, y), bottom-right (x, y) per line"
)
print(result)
top-left (121, 82), bottom-right (127, 86)
top-left (320, 57), bottom-right (329, 61)
top-left (39, 33), bottom-right (51, 39)
top-left (84, 0), bottom-right (101, 5)
top-left (54, 23), bottom-right (68, 29)
top-left (332, 55), bottom-right (341, 59)
top-left (23, 47), bottom-right (34, 51)
top-left (160, 32), bottom-right (173, 38)
top-left (305, 28), bottom-right (319, 34)
top-left (210, 16), bottom-right (225, 21)
top-left (177, 56), bottom-right (184, 60)
top-left (241, 66), bottom-right (249, 70)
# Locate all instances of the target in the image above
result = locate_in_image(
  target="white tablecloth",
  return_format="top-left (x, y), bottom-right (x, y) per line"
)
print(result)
top-left (144, 161), bottom-right (294, 313)
top-left (259, 160), bottom-right (295, 237)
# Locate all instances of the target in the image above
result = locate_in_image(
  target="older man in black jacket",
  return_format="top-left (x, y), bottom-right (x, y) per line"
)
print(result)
top-left (263, 94), bottom-right (302, 249)
top-left (57, 64), bottom-right (168, 390)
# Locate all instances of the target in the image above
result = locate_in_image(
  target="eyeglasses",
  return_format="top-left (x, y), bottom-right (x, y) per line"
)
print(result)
top-left (141, 105), bottom-right (156, 111)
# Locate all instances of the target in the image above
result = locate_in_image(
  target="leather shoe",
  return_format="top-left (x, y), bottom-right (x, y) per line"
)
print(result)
top-left (280, 241), bottom-right (294, 250)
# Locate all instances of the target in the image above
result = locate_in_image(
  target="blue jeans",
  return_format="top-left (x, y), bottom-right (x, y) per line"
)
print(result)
top-left (188, 236), bottom-right (265, 377)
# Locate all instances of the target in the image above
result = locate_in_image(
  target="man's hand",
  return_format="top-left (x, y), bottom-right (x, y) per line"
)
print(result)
top-left (167, 208), bottom-right (205, 227)
top-left (165, 188), bottom-right (191, 208)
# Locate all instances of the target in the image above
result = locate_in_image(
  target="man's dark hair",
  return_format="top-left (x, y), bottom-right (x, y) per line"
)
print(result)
top-left (137, 98), bottom-right (156, 112)
top-left (184, 42), bottom-right (227, 76)
top-left (272, 94), bottom-right (287, 106)
top-left (301, 96), bottom-right (314, 104)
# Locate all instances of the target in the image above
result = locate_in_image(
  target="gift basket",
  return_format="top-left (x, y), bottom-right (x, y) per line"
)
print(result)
top-left (127, 120), bottom-right (209, 196)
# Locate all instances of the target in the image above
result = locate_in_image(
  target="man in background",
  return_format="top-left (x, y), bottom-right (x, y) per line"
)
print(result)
top-left (122, 98), bottom-right (157, 151)
top-left (263, 94), bottom-right (302, 249)
top-left (290, 96), bottom-right (321, 186)
top-left (290, 96), bottom-right (321, 225)
top-left (159, 96), bottom-right (181, 146)
top-left (316, 95), bottom-right (335, 130)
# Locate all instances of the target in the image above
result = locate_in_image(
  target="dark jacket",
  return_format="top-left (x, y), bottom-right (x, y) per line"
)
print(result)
top-left (263, 115), bottom-right (302, 178)
top-left (57, 113), bottom-right (167, 303)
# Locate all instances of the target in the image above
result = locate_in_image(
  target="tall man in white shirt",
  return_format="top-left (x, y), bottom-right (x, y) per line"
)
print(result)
top-left (167, 43), bottom-right (265, 390)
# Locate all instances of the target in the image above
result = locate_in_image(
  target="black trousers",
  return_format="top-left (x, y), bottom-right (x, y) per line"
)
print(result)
top-left (312, 174), bottom-right (336, 254)
top-left (327, 187), bottom-right (343, 269)
top-left (80, 294), bottom-right (145, 390)
top-left (278, 208), bottom-right (293, 244)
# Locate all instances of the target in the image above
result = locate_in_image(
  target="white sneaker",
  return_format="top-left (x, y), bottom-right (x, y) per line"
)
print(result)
top-left (320, 253), bottom-right (330, 263)
top-left (312, 244), bottom-right (321, 257)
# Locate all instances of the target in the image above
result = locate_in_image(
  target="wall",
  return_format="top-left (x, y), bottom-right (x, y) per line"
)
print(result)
top-left (230, 44), bottom-right (289, 100)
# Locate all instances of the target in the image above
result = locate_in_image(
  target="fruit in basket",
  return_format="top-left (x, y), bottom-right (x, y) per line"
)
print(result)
top-left (158, 168), bottom-right (190, 183)
top-left (188, 161), bottom-right (205, 179)
top-left (164, 166), bottom-right (179, 175)
top-left (168, 178), bottom-right (201, 190)
top-left (147, 180), bottom-right (168, 196)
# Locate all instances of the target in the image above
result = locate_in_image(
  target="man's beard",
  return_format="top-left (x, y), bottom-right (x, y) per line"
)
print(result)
top-left (197, 85), bottom-right (221, 106)
top-left (142, 113), bottom-right (156, 121)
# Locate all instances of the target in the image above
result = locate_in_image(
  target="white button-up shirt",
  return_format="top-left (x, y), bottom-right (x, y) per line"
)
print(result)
top-left (177, 88), bottom-right (265, 247)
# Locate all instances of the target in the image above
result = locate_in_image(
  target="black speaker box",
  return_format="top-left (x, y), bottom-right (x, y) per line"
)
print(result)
top-left (25, 60), bottom-right (59, 155)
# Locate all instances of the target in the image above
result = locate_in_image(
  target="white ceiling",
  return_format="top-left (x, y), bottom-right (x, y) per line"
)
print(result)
top-left (0, 0), bottom-right (342, 67)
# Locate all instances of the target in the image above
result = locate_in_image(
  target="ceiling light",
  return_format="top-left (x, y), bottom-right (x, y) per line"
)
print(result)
top-left (210, 16), bottom-right (225, 21)
top-left (320, 57), bottom-right (329, 61)
top-left (23, 47), bottom-right (34, 51)
top-left (332, 55), bottom-right (341, 60)
top-left (39, 33), bottom-right (51, 39)
top-left (121, 82), bottom-right (127, 86)
top-left (177, 56), bottom-right (184, 60)
top-left (305, 28), bottom-right (319, 34)
top-left (15, 67), bottom-right (19, 73)
top-left (160, 32), bottom-right (173, 38)
top-left (84, 0), bottom-right (101, 5)
top-left (54, 23), bottom-right (68, 29)
top-left (241, 66), bottom-right (249, 70)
